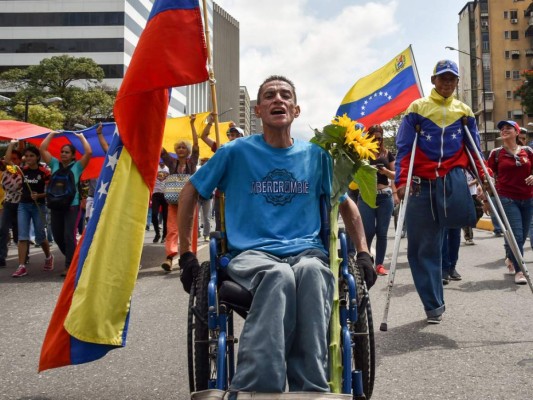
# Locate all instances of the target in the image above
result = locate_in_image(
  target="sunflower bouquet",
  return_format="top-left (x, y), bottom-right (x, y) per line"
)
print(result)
top-left (311, 113), bottom-right (379, 207)
top-left (310, 113), bottom-right (379, 393)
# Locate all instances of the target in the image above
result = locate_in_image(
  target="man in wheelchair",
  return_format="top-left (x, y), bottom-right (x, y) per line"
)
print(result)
top-left (177, 76), bottom-right (376, 395)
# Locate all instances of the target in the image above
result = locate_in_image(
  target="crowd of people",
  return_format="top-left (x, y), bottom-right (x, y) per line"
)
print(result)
top-left (1, 65), bottom-right (531, 397)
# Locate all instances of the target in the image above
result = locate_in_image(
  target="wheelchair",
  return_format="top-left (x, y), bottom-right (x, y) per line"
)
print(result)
top-left (187, 200), bottom-right (375, 399)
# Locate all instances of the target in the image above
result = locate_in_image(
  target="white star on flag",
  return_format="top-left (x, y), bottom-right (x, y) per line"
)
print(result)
top-left (106, 151), bottom-right (119, 170)
top-left (97, 181), bottom-right (109, 198)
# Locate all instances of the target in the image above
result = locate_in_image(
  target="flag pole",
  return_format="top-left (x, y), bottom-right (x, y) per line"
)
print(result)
top-left (409, 44), bottom-right (425, 97)
top-left (201, 0), bottom-right (221, 148)
top-left (200, 0), bottom-right (227, 252)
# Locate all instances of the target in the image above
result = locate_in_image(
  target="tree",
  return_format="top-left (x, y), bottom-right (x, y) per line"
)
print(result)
top-left (0, 55), bottom-right (115, 128)
top-left (514, 70), bottom-right (533, 116)
top-left (381, 114), bottom-right (403, 154)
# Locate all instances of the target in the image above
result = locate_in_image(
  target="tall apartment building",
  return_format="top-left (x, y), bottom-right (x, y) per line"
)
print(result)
top-left (239, 86), bottom-right (250, 135)
top-left (0, 0), bottom-right (230, 119)
top-left (456, 0), bottom-right (533, 151)
top-left (249, 100), bottom-right (263, 134)
top-left (199, 2), bottom-right (240, 129)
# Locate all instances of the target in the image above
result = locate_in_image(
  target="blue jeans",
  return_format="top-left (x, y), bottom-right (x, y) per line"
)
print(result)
top-left (357, 191), bottom-right (394, 265)
top-left (500, 196), bottom-right (533, 273)
top-left (227, 249), bottom-right (334, 393)
top-left (405, 179), bottom-right (445, 318)
top-left (442, 228), bottom-right (461, 272)
top-left (17, 202), bottom-right (47, 244)
top-left (489, 196), bottom-right (503, 234)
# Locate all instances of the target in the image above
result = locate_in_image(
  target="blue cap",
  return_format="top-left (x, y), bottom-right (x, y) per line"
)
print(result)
top-left (433, 60), bottom-right (459, 77)
top-left (497, 120), bottom-right (520, 132)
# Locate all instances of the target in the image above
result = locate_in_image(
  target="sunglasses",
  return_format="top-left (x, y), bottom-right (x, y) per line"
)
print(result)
top-left (514, 154), bottom-right (522, 167)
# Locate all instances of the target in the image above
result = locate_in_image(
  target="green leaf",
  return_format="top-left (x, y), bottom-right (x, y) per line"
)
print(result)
top-left (354, 163), bottom-right (377, 208)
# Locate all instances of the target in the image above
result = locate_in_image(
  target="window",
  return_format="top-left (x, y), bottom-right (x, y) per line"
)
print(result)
top-left (510, 10), bottom-right (518, 19)
top-left (511, 30), bottom-right (519, 40)
top-left (0, 12), bottom-right (124, 27)
top-left (504, 11), bottom-right (509, 19)
top-left (513, 70), bottom-right (521, 79)
top-left (506, 70), bottom-right (511, 78)
top-left (505, 51), bottom-right (511, 59)
top-left (507, 90), bottom-right (513, 99)
top-left (0, 38), bottom-right (124, 53)
top-left (505, 31), bottom-right (510, 39)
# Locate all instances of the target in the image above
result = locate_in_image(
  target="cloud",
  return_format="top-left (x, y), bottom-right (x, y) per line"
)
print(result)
top-left (215, 0), bottom-right (400, 139)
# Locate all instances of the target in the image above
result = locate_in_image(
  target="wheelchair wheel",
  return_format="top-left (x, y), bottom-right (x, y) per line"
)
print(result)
top-left (187, 261), bottom-right (211, 392)
top-left (349, 256), bottom-right (376, 399)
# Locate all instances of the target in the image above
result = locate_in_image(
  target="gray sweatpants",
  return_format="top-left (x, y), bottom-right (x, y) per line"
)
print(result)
top-left (227, 249), bottom-right (334, 394)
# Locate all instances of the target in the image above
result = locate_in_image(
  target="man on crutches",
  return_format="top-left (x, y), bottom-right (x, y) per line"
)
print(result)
top-left (393, 60), bottom-right (489, 324)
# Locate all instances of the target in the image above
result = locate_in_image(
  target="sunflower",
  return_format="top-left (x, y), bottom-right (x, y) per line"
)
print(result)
top-left (331, 114), bottom-right (379, 160)
top-left (5, 165), bottom-right (18, 174)
top-left (310, 114), bottom-right (378, 208)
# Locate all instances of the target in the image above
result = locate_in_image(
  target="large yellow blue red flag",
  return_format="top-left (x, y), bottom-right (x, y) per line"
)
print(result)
top-left (39, 0), bottom-right (208, 372)
top-left (337, 46), bottom-right (423, 128)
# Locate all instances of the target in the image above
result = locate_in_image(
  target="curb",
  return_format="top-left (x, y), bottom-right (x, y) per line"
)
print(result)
top-left (476, 217), bottom-right (493, 231)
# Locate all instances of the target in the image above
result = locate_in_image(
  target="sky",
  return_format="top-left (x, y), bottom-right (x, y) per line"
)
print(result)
top-left (214, 0), bottom-right (468, 139)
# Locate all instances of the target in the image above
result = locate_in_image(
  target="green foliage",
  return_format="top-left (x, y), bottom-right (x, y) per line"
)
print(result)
top-left (515, 71), bottom-right (533, 116)
top-left (0, 55), bottom-right (115, 129)
top-left (311, 124), bottom-right (377, 207)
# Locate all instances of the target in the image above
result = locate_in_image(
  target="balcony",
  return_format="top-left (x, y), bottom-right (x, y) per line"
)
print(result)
top-left (512, 50), bottom-right (521, 59)
top-left (527, 49), bottom-right (533, 57)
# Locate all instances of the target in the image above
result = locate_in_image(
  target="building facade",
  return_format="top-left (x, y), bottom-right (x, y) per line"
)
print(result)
top-left (0, 0), bottom-right (223, 119)
top-left (457, 0), bottom-right (533, 150)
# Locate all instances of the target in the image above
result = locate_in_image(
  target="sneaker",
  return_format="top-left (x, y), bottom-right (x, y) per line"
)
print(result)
top-left (43, 254), bottom-right (54, 271)
top-left (492, 231), bottom-right (503, 237)
top-left (465, 239), bottom-right (475, 246)
top-left (449, 269), bottom-right (462, 281)
top-left (427, 315), bottom-right (442, 324)
top-left (153, 233), bottom-right (161, 243)
top-left (161, 257), bottom-right (173, 272)
top-left (375, 264), bottom-right (388, 276)
top-left (515, 271), bottom-right (527, 285)
top-left (442, 272), bottom-right (449, 285)
top-left (204, 235), bottom-right (209, 242)
top-left (505, 258), bottom-right (515, 275)
top-left (160, 237), bottom-right (166, 244)
top-left (12, 265), bottom-right (27, 278)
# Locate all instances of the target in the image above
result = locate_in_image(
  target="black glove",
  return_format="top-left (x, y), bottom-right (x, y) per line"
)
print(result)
top-left (356, 251), bottom-right (377, 290)
top-left (178, 251), bottom-right (199, 294)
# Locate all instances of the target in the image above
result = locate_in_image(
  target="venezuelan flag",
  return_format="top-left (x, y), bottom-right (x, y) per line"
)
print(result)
top-left (163, 112), bottom-right (232, 159)
top-left (39, 0), bottom-right (208, 372)
top-left (337, 46), bottom-right (423, 128)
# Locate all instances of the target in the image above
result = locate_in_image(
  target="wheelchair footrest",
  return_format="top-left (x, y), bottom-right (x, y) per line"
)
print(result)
top-left (192, 390), bottom-right (352, 399)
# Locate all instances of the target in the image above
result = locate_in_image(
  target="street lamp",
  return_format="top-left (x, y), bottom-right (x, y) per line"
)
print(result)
top-left (218, 107), bottom-right (233, 120)
top-left (446, 46), bottom-right (488, 151)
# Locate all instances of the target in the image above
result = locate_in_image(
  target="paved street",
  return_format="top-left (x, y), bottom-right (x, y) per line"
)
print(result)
top-left (1, 220), bottom-right (532, 399)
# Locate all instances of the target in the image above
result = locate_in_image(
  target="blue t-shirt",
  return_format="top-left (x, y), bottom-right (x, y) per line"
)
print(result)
top-left (190, 134), bottom-right (333, 257)
top-left (48, 157), bottom-right (84, 206)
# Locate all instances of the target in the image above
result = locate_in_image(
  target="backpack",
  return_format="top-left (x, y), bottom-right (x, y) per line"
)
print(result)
top-left (491, 145), bottom-right (533, 175)
top-left (46, 163), bottom-right (77, 210)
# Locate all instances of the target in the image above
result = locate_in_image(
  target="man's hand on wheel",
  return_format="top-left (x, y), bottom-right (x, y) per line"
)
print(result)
top-left (356, 251), bottom-right (377, 289)
top-left (179, 251), bottom-right (199, 294)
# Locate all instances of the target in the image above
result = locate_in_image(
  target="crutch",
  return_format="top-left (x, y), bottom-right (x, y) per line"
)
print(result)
top-left (462, 118), bottom-right (533, 294)
top-left (380, 124), bottom-right (420, 332)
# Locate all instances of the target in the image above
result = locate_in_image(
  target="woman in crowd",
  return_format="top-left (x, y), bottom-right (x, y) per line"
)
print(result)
top-left (0, 142), bottom-right (23, 267)
top-left (8, 144), bottom-right (54, 277)
top-left (357, 124), bottom-right (399, 276)
top-left (486, 120), bottom-right (533, 285)
top-left (40, 131), bottom-right (92, 276)
top-left (160, 114), bottom-right (199, 272)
